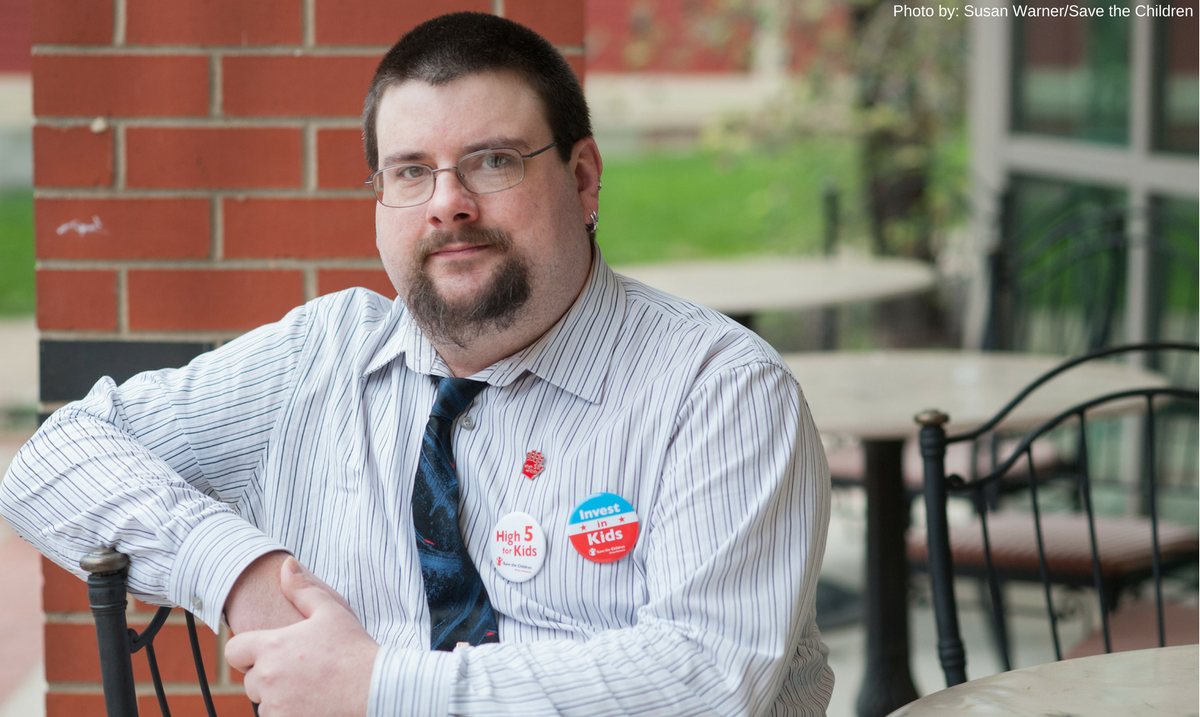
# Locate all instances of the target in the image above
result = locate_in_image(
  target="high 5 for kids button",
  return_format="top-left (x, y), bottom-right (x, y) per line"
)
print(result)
top-left (567, 493), bottom-right (639, 564)
top-left (489, 512), bottom-right (546, 583)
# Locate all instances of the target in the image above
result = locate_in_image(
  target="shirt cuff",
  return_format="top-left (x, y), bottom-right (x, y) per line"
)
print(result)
top-left (370, 645), bottom-right (456, 717)
top-left (167, 511), bottom-right (289, 631)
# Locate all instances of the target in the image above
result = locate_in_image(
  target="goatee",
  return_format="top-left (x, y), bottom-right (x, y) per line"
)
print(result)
top-left (403, 225), bottom-right (531, 347)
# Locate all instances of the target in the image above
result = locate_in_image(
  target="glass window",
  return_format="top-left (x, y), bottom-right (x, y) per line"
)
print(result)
top-left (998, 175), bottom-right (1128, 354)
top-left (1153, 0), bottom-right (1199, 153)
top-left (1146, 195), bottom-right (1197, 522)
top-left (1011, 0), bottom-right (1130, 144)
top-left (1148, 195), bottom-right (1199, 343)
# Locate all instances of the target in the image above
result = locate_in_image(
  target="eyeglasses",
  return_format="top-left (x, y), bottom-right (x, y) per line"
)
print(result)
top-left (367, 141), bottom-right (559, 208)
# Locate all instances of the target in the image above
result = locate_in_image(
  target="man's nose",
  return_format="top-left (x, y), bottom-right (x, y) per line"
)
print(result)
top-left (425, 169), bottom-right (479, 227)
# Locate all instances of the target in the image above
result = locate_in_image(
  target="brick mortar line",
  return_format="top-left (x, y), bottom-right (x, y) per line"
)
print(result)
top-left (42, 612), bottom-right (102, 624)
top-left (209, 54), bottom-right (222, 117)
top-left (493, 0), bottom-right (505, 16)
top-left (113, 0), bottom-right (126, 45)
top-left (303, 267), bottom-right (318, 302)
top-left (33, 45), bottom-right (390, 55)
top-left (303, 0), bottom-right (316, 47)
top-left (36, 117), bottom-right (362, 128)
top-left (113, 122), bottom-right (127, 189)
top-left (44, 611), bottom-right (211, 625)
top-left (117, 267), bottom-right (128, 334)
top-left (47, 683), bottom-right (249, 695)
top-left (40, 259), bottom-right (385, 270)
top-left (216, 626), bottom-right (231, 684)
top-left (35, 189), bottom-right (374, 199)
top-left (39, 331), bottom-right (248, 344)
top-left (211, 196), bottom-right (224, 261)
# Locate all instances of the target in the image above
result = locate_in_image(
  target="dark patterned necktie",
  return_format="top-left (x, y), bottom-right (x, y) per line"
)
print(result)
top-left (412, 376), bottom-right (500, 650)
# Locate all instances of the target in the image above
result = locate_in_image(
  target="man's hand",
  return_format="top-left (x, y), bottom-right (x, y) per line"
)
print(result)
top-left (225, 557), bottom-right (380, 717)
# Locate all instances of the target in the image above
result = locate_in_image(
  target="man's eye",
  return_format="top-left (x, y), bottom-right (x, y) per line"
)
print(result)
top-left (481, 153), bottom-right (513, 170)
top-left (394, 166), bottom-right (430, 181)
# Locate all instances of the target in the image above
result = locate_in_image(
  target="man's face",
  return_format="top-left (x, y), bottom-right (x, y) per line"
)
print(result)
top-left (373, 72), bottom-right (595, 347)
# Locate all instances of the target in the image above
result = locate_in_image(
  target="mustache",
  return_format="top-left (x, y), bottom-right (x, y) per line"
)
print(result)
top-left (414, 225), bottom-right (514, 263)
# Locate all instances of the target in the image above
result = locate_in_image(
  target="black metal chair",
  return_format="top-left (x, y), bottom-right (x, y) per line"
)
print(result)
top-left (80, 548), bottom-right (249, 717)
top-left (913, 343), bottom-right (1200, 687)
top-left (962, 194), bottom-right (1197, 663)
top-left (984, 193), bottom-right (1129, 355)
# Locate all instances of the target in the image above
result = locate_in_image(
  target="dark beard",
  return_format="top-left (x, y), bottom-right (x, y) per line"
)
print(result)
top-left (403, 226), bottom-right (531, 347)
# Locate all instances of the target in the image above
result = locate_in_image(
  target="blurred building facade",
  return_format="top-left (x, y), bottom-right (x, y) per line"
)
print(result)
top-left (584, 0), bottom-right (849, 152)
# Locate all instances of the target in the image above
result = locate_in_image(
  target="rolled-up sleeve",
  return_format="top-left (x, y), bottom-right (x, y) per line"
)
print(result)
top-left (0, 304), bottom-right (314, 628)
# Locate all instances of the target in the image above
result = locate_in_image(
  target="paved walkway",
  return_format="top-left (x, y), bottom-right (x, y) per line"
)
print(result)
top-left (0, 316), bottom-right (43, 716)
top-left (0, 520), bottom-right (42, 717)
top-left (0, 445), bottom-right (43, 717)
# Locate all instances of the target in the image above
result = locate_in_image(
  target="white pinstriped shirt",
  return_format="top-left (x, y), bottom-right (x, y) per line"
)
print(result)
top-left (2, 254), bottom-right (833, 716)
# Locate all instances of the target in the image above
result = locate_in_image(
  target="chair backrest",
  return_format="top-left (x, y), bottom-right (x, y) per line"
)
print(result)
top-left (985, 193), bottom-right (1128, 354)
top-left (985, 193), bottom-right (1199, 357)
top-left (916, 343), bottom-right (1200, 687)
top-left (80, 548), bottom-right (234, 717)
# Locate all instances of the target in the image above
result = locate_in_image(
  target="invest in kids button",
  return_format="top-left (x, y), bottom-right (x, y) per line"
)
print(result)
top-left (567, 492), bottom-right (639, 564)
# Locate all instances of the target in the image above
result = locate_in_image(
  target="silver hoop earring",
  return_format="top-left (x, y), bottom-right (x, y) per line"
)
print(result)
top-left (589, 211), bottom-right (598, 229)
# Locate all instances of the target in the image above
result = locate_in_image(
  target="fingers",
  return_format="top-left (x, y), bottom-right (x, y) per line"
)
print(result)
top-left (241, 669), bottom-right (261, 705)
top-left (283, 557), bottom-right (355, 613)
top-left (229, 558), bottom-right (357, 673)
top-left (222, 572), bottom-right (379, 717)
top-left (225, 631), bottom-right (259, 673)
top-left (279, 556), bottom-right (341, 619)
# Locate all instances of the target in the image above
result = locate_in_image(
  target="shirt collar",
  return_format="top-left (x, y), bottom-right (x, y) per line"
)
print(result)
top-left (363, 247), bottom-right (626, 405)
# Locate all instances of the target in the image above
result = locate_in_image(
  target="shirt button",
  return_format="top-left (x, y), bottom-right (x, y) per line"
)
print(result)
top-left (191, 597), bottom-right (203, 611)
top-left (461, 416), bottom-right (476, 430)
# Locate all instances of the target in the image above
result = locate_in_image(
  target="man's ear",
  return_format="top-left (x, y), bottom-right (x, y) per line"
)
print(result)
top-left (569, 137), bottom-right (603, 224)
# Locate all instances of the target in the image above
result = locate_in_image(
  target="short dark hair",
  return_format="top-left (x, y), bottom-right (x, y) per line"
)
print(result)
top-left (362, 12), bottom-right (592, 172)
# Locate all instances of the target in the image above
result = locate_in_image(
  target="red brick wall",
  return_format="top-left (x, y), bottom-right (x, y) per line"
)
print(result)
top-left (0, 0), bottom-right (31, 72)
top-left (32, 2), bottom-right (584, 715)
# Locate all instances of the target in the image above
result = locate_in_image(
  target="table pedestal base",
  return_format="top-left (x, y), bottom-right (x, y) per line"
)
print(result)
top-left (855, 439), bottom-right (919, 717)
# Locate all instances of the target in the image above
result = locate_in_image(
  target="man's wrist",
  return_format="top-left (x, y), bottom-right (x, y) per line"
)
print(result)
top-left (224, 550), bottom-right (303, 634)
top-left (170, 511), bottom-right (291, 632)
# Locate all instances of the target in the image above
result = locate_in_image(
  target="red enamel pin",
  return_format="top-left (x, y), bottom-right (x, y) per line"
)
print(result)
top-left (522, 450), bottom-right (545, 479)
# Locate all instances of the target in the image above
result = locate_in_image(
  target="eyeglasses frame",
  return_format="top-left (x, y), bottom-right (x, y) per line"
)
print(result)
top-left (366, 141), bottom-right (560, 208)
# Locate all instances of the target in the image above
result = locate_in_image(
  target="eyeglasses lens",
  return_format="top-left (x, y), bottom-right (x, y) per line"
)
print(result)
top-left (372, 149), bottom-right (527, 208)
top-left (459, 149), bottom-right (525, 194)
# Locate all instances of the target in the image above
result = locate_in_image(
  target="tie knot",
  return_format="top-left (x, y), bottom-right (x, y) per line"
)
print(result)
top-left (430, 376), bottom-right (486, 421)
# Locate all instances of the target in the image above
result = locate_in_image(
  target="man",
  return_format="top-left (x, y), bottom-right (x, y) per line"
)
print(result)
top-left (1, 12), bottom-right (833, 717)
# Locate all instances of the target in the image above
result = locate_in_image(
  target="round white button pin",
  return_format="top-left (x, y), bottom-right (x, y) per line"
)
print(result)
top-left (489, 511), bottom-right (546, 582)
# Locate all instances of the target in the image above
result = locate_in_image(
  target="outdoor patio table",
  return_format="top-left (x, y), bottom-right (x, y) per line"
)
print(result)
top-left (886, 644), bottom-right (1198, 716)
top-left (781, 350), bottom-right (1169, 717)
top-left (613, 255), bottom-right (935, 325)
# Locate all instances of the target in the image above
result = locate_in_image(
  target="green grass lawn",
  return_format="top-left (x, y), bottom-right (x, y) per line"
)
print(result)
top-left (0, 191), bottom-right (34, 316)
top-left (596, 137), bottom-right (867, 265)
